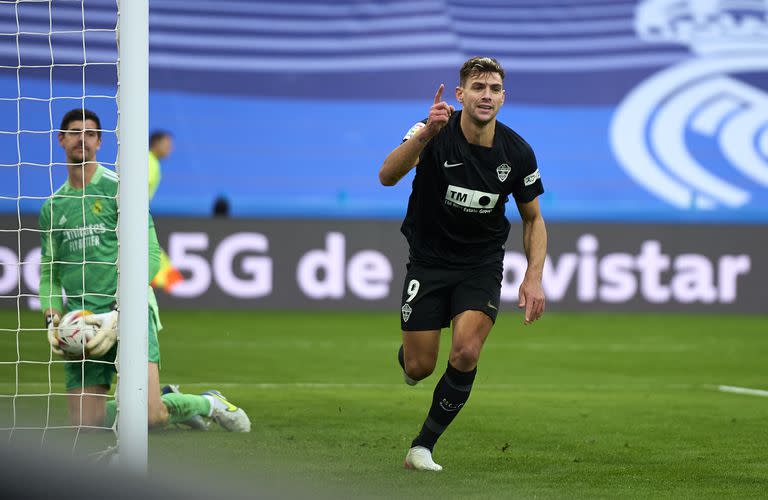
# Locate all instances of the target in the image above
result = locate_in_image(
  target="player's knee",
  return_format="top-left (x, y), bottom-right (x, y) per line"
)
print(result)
top-left (405, 357), bottom-right (436, 381)
top-left (147, 401), bottom-right (168, 429)
top-left (450, 344), bottom-right (481, 370)
top-left (71, 411), bottom-right (105, 428)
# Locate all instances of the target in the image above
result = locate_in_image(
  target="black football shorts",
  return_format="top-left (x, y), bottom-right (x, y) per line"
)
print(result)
top-left (399, 262), bottom-right (503, 331)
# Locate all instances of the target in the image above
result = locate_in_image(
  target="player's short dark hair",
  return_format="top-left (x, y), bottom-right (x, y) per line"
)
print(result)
top-left (459, 56), bottom-right (505, 87)
top-left (150, 130), bottom-right (173, 147)
top-left (60, 108), bottom-right (102, 138)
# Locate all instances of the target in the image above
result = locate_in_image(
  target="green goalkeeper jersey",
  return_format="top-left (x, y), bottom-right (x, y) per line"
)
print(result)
top-left (38, 164), bottom-right (162, 319)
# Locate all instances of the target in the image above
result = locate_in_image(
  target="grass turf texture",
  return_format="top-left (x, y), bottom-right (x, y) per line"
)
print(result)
top-left (1, 310), bottom-right (767, 498)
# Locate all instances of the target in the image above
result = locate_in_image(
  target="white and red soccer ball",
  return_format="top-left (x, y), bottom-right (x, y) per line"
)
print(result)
top-left (57, 310), bottom-right (97, 355)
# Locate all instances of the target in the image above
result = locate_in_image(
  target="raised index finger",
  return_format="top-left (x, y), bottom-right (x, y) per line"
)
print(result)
top-left (434, 84), bottom-right (444, 105)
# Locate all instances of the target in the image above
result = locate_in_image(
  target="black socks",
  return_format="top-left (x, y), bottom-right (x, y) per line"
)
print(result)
top-left (411, 361), bottom-right (476, 451)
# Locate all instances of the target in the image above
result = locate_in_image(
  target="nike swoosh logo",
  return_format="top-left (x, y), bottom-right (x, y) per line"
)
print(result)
top-left (443, 161), bottom-right (463, 168)
top-left (211, 393), bottom-right (239, 412)
top-left (487, 301), bottom-right (498, 310)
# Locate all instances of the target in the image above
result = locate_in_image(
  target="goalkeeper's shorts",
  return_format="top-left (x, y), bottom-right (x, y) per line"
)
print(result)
top-left (64, 309), bottom-right (160, 391)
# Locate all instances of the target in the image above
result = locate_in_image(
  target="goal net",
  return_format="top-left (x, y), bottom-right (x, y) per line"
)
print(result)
top-left (0, 0), bottom-right (147, 468)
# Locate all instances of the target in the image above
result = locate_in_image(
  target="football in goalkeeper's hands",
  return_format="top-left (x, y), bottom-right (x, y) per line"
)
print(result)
top-left (57, 310), bottom-right (97, 356)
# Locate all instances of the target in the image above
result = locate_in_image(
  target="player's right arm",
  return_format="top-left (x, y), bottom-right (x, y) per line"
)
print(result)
top-left (38, 204), bottom-right (65, 355)
top-left (38, 203), bottom-right (63, 319)
top-left (379, 84), bottom-right (454, 186)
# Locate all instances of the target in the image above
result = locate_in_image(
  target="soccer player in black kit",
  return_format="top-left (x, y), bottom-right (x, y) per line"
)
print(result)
top-left (379, 56), bottom-right (547, 471)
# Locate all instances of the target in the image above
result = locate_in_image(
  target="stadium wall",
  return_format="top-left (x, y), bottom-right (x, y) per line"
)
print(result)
top-left (2, 216), bottom-right (765, 313)
top-left (3, 2), bottom-right (768, 224)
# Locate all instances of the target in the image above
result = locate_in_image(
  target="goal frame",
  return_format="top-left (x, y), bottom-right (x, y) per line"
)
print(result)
top-left (116, 0), bottom-right (148, 473)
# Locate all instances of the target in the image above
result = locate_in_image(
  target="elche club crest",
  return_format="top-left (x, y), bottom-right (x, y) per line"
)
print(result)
top-left (401, 303), bottom-right (412, 322)
top-left (496, 163), bottom-right (510, 182)
top-left (611, 0), bottom-right (768, 211)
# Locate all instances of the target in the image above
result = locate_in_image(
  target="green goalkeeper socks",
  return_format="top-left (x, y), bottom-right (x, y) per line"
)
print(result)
top-left (161, 393), bottom-right (211, 425)
top-left (102, 394), bottom-right (211, 428)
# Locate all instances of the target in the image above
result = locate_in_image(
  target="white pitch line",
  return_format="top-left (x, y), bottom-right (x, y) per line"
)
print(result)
top-left (717, 385), bottom-right (768, 398)
top-left (0, 382), bottom-right (719, 392)
top-left (167, 382), bottom-right (703, 391)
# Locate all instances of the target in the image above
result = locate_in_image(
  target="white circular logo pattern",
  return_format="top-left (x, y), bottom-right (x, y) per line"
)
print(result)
top-left (611, 0), bottom-right (768, 210)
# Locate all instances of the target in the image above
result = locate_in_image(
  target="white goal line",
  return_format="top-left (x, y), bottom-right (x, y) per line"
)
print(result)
top-left (716, 385), bottom-right (768, 398)
top-left (0, 382), bottom-right (699, 391)
top-left (4, 382), bottom-right (768, 396)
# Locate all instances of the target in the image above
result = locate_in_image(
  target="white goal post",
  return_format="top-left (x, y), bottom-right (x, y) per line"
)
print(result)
top-left (116, 0), bottom-right (148, 473)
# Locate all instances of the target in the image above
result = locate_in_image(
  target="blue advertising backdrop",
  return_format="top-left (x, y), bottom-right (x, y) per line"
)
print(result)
top-left (1, 0), bottom-right (767, 222)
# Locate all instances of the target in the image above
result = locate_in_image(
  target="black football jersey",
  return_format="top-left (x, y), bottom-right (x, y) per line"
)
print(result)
top-left (400, 110), bottom-right (544, 268)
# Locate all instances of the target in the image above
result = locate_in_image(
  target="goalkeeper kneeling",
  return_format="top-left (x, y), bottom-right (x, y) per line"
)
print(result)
top-left (39, 108), bottom-right (251, 433)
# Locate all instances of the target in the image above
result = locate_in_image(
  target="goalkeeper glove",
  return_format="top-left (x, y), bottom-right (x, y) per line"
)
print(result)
top-left (45, 313), bottom-right (64, 357)
top-left (84, 310), bottom-right (119, 358)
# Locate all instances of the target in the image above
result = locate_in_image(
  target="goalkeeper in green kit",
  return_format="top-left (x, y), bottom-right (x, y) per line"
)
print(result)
top-left (39, 109), bottom-right (250, 432)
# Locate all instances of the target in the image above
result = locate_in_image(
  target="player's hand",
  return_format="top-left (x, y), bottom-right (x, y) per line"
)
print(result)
top-left (46, 313), bottom-right (65, 356)
top-left (424, 84), bottom-right (455, 138)
top-left (518, 278), bottom-right (545, 325)
top-left (84, 310), bottom-right (119, 358)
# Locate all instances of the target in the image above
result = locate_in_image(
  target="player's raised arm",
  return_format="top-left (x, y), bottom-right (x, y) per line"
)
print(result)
top-left (378, 84), bottom-right (455, 186)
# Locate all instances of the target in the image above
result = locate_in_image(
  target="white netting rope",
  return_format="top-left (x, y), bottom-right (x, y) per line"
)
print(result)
top-left (0, 0), bottom-right (119, 455)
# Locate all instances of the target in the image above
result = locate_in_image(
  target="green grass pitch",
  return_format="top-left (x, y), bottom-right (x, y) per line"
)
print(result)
top-left (1, 309), bottom-right (767, 498)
